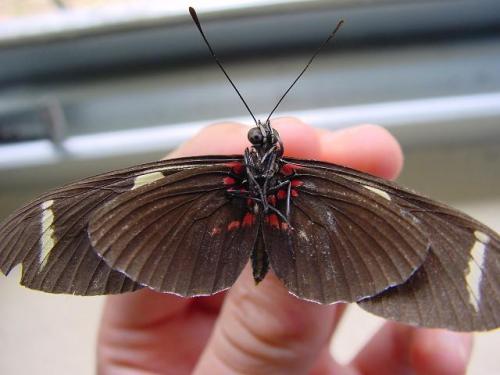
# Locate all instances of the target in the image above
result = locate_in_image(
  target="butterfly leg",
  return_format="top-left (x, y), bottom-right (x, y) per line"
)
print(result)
top-left (285, 180), bottom-right (292, 219)
top-left (267, 179), bottom-right (293, 221)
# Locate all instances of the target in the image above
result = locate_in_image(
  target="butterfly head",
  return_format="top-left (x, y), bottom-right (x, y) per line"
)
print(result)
top-left (247, 120), bottom-right (283, 157)
top-left (247, 127), bottom-right (264, 146)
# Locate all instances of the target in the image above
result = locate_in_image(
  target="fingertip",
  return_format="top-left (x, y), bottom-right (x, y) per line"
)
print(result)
top-left (271, 117), bottom-right (322, 159)
top-left (411, 330), bottom-right (473, 375)
top-left (319, 124), bottom-right (404, 180)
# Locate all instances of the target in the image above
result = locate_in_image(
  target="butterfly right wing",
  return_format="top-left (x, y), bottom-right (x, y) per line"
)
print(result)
top-left (287, 158), bottom-right (500, 331)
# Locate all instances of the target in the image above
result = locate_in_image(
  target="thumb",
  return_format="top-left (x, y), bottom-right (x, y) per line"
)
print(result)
top-left (193, 265), bottom-right (340, 374)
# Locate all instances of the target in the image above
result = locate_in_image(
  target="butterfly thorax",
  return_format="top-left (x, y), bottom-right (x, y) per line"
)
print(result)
top-left (229, 122), bottom-right (299, 225)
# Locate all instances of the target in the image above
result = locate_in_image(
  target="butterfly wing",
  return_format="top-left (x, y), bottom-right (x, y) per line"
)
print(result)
top-left (262, 159), bottom-right (431, 304)
top-left (0, 156), bottom-right (244, 296)
top-left (288, 158), bottom-right (500, 331)
top-left (87, 159), bottom-right (259, 297)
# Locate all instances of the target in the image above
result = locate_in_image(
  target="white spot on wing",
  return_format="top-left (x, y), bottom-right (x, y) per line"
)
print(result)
top-left (363, 185), bottom-right (391, 201)
top-left (40, 200), bottom-right (55, 270)
top-left (474, 230), bottom-right (490, 244)
top-left (465, 230), bottom-right (490, 311)
top-left (325, 211), bottom-right (335, 226)
top-left (132, 171), bottom-right (164, 190)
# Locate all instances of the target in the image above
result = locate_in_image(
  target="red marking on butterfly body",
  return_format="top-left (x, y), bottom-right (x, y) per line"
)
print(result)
top-left (281, 222), bottom-right (289, 231)
top-left (267, 214), bottom-right (280, 229)
top-left (223, 177), bottom-right (236, 185)
top-left (267, 195), bottom-right (277, 206)
top-left (281, 164), bottom-right (301, 175)
top-left (291, 189), bottom-right (299, 197)
top-left (227, 221), bottom-right (240, 231)
top-left (277, 190), bottom-right (287, 200)
top-left (225, 161), bottom-right (244, 174)
top-left (242, 213), bottom-right (255, 227)
top-left (291, 179), bottom-right (303, 187)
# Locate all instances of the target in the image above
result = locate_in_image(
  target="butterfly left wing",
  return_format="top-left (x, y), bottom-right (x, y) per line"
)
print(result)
top-left (287, 158), bottom-right (500, 331)
top-left (0, 156), bottom-right (242, 296)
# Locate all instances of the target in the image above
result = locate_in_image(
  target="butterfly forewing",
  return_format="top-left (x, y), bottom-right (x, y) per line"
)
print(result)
top-left (0, 174), bottom-right (140, 295)
top-left (0, 156), bottom-right (241, 295)
top-left (88, 161), bottom-right (259, 297)
top-left (262, 161), bottom-right (431, 304)
top-left (287, 158), bottom-right (500, 331)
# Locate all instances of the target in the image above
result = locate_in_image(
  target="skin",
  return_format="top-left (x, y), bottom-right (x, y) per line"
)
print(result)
top-left (97, 118), bottom-right (473, 375)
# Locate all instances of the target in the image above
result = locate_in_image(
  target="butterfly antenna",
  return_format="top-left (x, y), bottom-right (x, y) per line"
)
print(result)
top-left (265, 19), bottom-right (344, 124)
top-left (189, 7), bottom-right (258, 125)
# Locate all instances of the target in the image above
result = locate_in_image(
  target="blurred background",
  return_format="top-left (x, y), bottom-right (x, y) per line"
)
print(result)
top-left (1, 0), bottom-right (499, 374)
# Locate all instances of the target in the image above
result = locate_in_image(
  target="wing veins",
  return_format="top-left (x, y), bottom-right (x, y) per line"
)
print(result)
top-left (300, 188), bottom-right (426, 270)
top-left (293, 203), bottom-right (372, 301)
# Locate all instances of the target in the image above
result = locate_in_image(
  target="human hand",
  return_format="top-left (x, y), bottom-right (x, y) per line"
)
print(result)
top-left (97, 118), bottom-right (472, 374)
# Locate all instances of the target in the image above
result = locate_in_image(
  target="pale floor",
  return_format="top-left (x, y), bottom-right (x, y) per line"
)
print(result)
top-left (1, 199), bottom-right (499, 374)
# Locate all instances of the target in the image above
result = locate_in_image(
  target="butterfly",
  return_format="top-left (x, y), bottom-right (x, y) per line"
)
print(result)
top-left (0, 7), bottom-right (499, 332)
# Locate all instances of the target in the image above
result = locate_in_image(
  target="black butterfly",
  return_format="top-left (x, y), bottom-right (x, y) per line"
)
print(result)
top-left (0, 7), bottom-right (499, 332)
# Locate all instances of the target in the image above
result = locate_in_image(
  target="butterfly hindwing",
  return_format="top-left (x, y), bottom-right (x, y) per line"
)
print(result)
top-left (288, 158), bottom-right (500, 331)
top-left (262, 160), bottom-right (431, 304)
top-left (87, 160), bottom-right (259, 297)
top-left (357, 189), bottom-right (500, 331)
top-left (0, 156), bottom-right (242, 295)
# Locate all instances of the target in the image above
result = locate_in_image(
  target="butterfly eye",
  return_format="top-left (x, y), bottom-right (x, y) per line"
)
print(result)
top-left (248, 128), bottom-right (264, 145)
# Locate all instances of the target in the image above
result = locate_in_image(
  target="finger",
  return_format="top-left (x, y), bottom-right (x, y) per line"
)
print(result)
top-left (271, 117), bottom-right (322, 159)
top-left (351, 322), bottom-right (473, 375)
top-left (350, 323), bottom-right (416, 375)
top-left (309, 347), bottom-right (360, 375)
top-left (309, 305), bottom-right (357, 375)
top-left (98, 290), bottom-right (218, 374)
top-left (193, 291), bottom-right (228, 314)
top-left (193, 266), bottom-right (342, 375)
top-left (410, 329), bottom-right (472, 375)
top-left (169, 117), bottom-right (322, 159)
top-left (318, 124), bottom-right (403, 180)
top-left (273, 119), bottom-right (403, 179)
top-left (167, 122), bottom-right (249, 158)
top-left (101, 288), bottom-right (189, 330)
